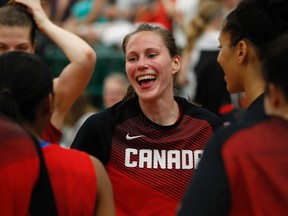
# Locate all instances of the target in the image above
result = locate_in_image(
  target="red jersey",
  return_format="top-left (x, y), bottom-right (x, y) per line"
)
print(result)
top-left (42, 122), bottom-right (62, 143)
top-left (0, 115), bottom-right (39, 216)
top-left (42, 143), bottom-right (97, 216)
top-left (72, 96), bottom-right (222, 215)
top-left (224, 117), bottom-right (288, 215)
top-left (179, 96), bottom-right (288, 215)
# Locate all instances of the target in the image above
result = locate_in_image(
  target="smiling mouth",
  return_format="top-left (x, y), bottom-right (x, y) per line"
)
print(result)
top-left (137, 75), bottom-right (157, 86)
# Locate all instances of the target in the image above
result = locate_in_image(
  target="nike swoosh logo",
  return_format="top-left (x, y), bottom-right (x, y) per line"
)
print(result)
top-left (126, 133), bottom-right (145, 140)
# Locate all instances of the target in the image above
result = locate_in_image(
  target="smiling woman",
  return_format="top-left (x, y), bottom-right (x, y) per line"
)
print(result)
top-left (71, 23), bottom-right (223, 216)
top-left (123, 29), bottom-right (180, 109)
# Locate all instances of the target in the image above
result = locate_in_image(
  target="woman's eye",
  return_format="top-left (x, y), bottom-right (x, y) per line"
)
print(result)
top-left (127, 56), bottom-right (138, 62)
top-left (148, 53), bottom-right (157, 58)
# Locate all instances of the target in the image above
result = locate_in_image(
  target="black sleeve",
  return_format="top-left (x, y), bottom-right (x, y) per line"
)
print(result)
top-left (70, 110), bottom-right (115, 164)
top-left (177, 133), bottom-right (230, 216)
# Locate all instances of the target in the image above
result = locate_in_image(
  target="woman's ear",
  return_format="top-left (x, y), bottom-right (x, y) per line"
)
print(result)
top-left (237, 40), bottom-right (248, 63)
top-left (172, 55), bottom-right (181, 75)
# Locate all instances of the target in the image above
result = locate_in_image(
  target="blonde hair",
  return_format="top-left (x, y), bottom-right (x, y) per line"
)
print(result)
top-left (185, 0), bottom-right (223, 52)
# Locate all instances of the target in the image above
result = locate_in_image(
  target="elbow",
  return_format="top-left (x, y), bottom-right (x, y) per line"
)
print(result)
top-left (83, 47), bottom-right (97, 72)
top-left (87, 47), bottom-right (97, 66)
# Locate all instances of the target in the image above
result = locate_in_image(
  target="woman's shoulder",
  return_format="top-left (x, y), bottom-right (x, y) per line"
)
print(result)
top-left (84, 97), bottom-right (141, 126)
top-left (44, 144), bottom-right (94, 168)
top-left (178, 97), bottom-right (223, 128)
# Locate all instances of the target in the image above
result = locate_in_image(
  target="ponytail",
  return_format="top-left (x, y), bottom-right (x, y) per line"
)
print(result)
top-left (0, 88), bottom-right (22, 123)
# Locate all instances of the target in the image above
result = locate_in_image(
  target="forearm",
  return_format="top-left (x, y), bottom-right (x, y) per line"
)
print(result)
top-left (42, 20), bottom-right (96, 69)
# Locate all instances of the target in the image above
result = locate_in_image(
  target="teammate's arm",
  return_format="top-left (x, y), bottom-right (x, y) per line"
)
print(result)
top-left (89, 156), bottom-right (116, 216)
top-left (15, 0), bottom-right (96, 130)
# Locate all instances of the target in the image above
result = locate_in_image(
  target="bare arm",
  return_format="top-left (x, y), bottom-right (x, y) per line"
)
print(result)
top-left (89, 156), bottom-right (116, 216)
top-left (15, 0), bottom-right (96, 130)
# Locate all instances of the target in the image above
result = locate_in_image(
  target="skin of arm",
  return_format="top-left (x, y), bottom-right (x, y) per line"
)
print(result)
top-left (89, 156), bottom-right (116, 216)
top-left (15, 0), bottom-right (97, 130)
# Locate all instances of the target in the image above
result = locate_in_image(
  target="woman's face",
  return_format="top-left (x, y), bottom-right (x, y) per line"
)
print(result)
top-left (217, 31), bottom-right (243, 93)
top-left (0, 26), bottom-right (35, 55)
top-left (125, 31), bottom-right (180, 102)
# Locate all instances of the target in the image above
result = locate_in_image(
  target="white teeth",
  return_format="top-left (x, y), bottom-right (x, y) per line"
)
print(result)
top-left (138, 75), bottom-right (157, 82)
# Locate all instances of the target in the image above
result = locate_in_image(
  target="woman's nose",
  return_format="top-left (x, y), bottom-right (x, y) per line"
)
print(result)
top-left (137, 57), bottom-right (149, 70)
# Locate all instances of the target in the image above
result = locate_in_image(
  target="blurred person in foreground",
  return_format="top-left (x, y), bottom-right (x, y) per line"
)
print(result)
top-left (0, 112), bottom-right (59, 216)
top-left (0, 51), bottom-right (115, 216)
top-left (178, 0), bottom-right (288, 214)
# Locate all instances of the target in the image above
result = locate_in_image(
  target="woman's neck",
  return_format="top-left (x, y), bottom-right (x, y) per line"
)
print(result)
top-left (244, 60), bottom-right (266, 105)
top-left (140, 98), bottom-right (179, 126)
top-left (23, 122), bottom-right (43, 141)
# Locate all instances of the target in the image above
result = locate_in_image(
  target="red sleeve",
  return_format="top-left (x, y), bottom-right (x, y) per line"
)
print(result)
top-left (42, 122), bottom-right (63, 143)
